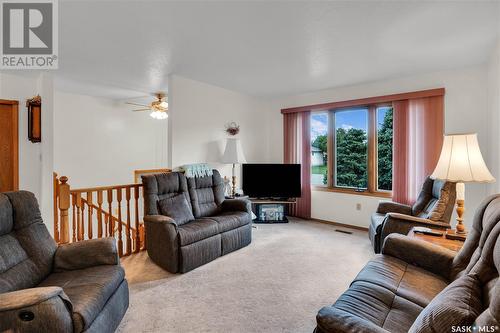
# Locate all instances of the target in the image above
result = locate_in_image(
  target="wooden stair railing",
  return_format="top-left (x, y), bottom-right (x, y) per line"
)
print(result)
top-left (53, 172), bottom-right (151, 257)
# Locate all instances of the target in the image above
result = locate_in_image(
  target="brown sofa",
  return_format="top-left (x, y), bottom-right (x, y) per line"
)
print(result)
top-left (142, 170), bottom-right (252, 273)
top-left (315, 194), bottom-right (500, 333)
top-left (369, 177), bottom-right (456, 253)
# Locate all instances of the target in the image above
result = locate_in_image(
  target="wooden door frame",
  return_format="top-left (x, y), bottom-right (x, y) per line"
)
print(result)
top-left (0, 99), bottom-right (19, 190)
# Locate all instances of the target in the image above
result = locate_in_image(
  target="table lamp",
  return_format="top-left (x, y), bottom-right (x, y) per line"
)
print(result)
top-left (222, 138), bottom-right (246, 197)
top-left (431, 133), bottom-right (495, 238)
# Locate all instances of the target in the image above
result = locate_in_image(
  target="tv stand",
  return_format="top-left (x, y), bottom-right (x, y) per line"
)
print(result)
top-left (249, 198), bottom-right (296, 224)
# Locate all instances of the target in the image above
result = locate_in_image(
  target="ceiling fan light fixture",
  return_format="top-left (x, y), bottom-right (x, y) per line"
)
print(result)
top-left (159, 101), bottom-right (168, 108)
top-left (150, 110), bottom-right (168, 120)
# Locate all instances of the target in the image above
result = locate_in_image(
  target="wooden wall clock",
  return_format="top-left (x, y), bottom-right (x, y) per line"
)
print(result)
top-left (26, 95), bottom-right (41, 143)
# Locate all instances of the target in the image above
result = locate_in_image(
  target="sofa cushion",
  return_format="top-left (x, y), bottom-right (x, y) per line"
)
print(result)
top-left (158, 194), bottom-right (194, 225)
top-left (353, 255), bottom-right (448, 307)
top-left (187, 170), bottom-right (225, 218)
top-left (177, 219), bottom-right (220, 246)
top-left (331, 280), bottom-right (423, 333)
top-left (408, 274), bottom-right (482, 333)
top-left (208, 211), bottom-right (251, 233)
top-left (142, 172), bottom-right (190, 216)
top-left (39, 265), bottom-right (125, 333)
top-left (0, 191), bottom-right (57, 293)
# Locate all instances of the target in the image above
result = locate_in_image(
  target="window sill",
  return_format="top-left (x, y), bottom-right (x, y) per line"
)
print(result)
top-left (312, 186), bottom-right (392, 198)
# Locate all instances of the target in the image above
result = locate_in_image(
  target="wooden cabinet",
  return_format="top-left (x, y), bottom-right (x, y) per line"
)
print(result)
top-left (0, 100), bottom-right (19, 192)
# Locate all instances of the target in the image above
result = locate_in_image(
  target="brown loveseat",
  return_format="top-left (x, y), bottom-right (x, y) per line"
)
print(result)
top-left (142, 170), bottom-right (252, 273)
top-left (315, 194), bottom-right (500, 332)
top-left (369, 177), bottom-right (456, 253)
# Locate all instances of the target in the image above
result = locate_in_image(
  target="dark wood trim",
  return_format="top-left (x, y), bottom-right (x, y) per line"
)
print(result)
top-left (312, 185), bottom-right (392, 198)
top-left (309, 217), bottom-right (369, 231)
top-left (281, 88), bottom-right (445, 114)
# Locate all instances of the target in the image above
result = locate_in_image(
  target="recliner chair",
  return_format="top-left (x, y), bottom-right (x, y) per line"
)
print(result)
top-left (369, 177), bottom-right (456, 253)
top-left (0, 191), bottom-right (129, 333)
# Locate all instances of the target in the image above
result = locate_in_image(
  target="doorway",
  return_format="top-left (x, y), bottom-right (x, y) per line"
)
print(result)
top-left (0, 99), bottom-right (19, 192)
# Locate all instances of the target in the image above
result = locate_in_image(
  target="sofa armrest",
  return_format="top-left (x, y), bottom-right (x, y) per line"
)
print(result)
top-left (380, 213), bottom-right (449, 241)
top-left (143, 215), bottom-right (180, 273)
top-left (376, 202), bottom-right (412, 215)
top-left (54, 237), bottom-right (118, 272)
top-left (316, 306), bottom-right (390, 333)
top-left (221, 198), bottom-right (251, 214)
top-left (382, 234), bottom-right (455, 280)
top-left (0, 287), bottom-right (73, 333)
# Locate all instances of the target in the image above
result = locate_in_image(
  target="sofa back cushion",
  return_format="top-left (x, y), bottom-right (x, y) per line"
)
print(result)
top-left (412, 177), bottom-right (456, 223)
top-left (451, 195), bottom-right (500, 280)
top-left (468, 221), bottom-right (500, 328)
top-left (408, 274), bottom-right (482, 333)
top-left (187, 170), bottom-right (225, 218)
top-left (158, 194), bottom-right (195, 225)
top-left (142, 172), bottom-right (191, 216)
top-left (0, 191), bottom-right (57, 293)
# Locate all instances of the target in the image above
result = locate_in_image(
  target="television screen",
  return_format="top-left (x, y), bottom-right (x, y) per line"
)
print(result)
top-left (242, 164), bottom-right (301, 198)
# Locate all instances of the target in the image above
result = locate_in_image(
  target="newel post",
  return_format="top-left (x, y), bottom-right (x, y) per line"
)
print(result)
top-left (58, 176), bottom-right (71, 243)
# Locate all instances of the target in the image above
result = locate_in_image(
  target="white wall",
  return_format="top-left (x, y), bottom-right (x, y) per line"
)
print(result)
top-left (0, 72), bottom-right (55, 231)
top-left (487, 39), bottom-right (500, 194)
top-left (168, 75), bottom-right (270, 185)
top-left (266, 65), bottom-right (491, 229)
top-left (53, 91), bottom-right (168, 188)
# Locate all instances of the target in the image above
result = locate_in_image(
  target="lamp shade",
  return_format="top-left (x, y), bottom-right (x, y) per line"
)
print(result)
top-left (431, 133), bottom-right (495, 183)
top-left (222, 138), bottom-right (246, 164)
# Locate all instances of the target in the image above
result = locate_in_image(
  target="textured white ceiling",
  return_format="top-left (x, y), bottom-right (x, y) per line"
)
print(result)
top-left (55, 1), bottom-right (499, 98)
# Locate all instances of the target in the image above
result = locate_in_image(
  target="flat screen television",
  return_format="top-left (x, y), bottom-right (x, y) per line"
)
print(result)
top-left (242, 164), bottom-right (301, 198)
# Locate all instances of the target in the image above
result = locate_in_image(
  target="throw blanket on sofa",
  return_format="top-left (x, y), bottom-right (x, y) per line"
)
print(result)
top-left (179, 163), bottom-right (213, 178)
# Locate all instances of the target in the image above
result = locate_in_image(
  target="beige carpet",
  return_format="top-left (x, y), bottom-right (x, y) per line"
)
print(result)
top-left (117, 219), bottom-right (374, 333)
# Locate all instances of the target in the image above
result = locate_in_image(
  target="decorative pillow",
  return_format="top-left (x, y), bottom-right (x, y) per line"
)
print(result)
top-left (409, 274), bottom-right (483, 333)
top-left (157, 194), bottom-right (194, 225)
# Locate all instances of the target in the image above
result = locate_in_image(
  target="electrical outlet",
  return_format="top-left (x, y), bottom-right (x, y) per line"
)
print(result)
top-left (356, 203), bottom-right (362, 211)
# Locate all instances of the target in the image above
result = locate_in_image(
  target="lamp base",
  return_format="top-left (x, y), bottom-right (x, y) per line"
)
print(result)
top-left (455, 199), bottom-right (466, 235)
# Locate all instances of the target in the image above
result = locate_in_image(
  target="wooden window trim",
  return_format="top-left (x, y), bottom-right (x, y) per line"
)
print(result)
top-left (311, 103), bottom-right (393, 198)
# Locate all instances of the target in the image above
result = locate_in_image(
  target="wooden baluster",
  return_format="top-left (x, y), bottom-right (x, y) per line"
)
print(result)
top-left (134, 186), bottom-right (140, 253)
top-left (125, 187), bottom-right (132, 255)
top-left (71, 193), bottom-right (77, 242)
top-left (97, 190), bottom-right (103, 238)
top-left (116, 188), bottom-right (123, 257)
top-left (58, 176), bottom-right (70, 243)
top-left (107, 189), bottom-right (113, 237)
top-left (53, 173), bottom-right (60, 243)
top-left (75, 193), bottom-right (81, 241)
top-left (79, 194), bottom-right (85, 241)
top-left (87, 191), bottom-right (93, 239)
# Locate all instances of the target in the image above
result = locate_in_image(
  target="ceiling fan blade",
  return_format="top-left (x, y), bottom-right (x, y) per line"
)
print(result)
top-left (132, 108), bottom-right (151, 112)
top-left (126, 102), bottom-right (149, 107)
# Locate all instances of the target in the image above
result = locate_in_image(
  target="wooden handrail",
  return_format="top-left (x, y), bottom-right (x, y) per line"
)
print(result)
top-left (53, 173), bottom-right (154, 257)
top-left (70, 183), bottom-right (141, 194)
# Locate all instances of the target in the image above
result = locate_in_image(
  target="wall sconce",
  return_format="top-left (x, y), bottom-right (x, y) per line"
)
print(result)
top-left (26, 95), bottom-right (41, 143)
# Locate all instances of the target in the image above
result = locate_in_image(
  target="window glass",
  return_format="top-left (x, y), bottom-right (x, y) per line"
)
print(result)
top-left (335, 108), bottom-right (368, 189)
top-left (311, 112), bottom-right (328, 186)
top-left (377, 106), bottom-right (393, 191)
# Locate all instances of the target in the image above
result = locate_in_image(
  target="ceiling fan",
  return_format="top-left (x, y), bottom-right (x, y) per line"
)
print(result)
top-left (125, 92), bottom-right (168, 119)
